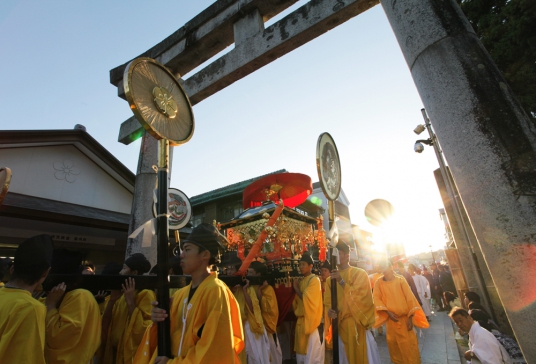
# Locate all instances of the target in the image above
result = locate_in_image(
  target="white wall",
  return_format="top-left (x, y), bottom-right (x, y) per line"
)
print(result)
top-left (1, 145), bottom-right (132, 214)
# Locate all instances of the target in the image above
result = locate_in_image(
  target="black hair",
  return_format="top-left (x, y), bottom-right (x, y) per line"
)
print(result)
top-left (449, 307), bottom-right (469, 319)
top-left (465, 291), bottom-right (481, 303)
top-left (468, 301), bottom-right (490, 317)
top-left (101, 262), bottom-right (122, 275)
top-left (249, 261), bottom-right (267, 275)
top-left (0, 258), bottom-right (12, 280)
top-left (469, 309), bottom-right (493, 331)
top-left (444, 291), bottom-right (456, 304)
top-left (196, 245), bottom-right (217, 266)
top-left (11, 267), bottom-right (48, 285)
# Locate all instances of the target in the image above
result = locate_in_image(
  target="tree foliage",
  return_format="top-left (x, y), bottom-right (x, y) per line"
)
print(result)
top-left (457, 0), bottom-right (536, 120)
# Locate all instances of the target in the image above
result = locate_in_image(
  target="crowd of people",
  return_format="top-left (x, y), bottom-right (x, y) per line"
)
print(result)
top-left (0, 226), bottom-right (524, 364)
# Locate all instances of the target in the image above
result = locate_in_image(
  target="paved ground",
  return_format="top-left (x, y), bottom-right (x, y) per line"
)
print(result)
top-left (375, 311), bottom-right (462, 364)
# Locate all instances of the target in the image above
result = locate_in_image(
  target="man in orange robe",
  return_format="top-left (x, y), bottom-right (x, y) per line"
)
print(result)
top-left (373, 262), bottom-right (429, 364)
top-left (324, 242), bottom-right (376, 364)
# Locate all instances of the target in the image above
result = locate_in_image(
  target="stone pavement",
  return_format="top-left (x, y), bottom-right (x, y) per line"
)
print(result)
top-left (374, 311), bottom-right (462, 364)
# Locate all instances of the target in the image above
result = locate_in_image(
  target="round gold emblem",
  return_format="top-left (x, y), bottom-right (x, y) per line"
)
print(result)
top-left (153, 86), bottom-right (178, 118)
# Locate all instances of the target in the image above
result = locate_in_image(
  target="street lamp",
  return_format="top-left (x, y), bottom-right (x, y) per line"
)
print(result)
top-left (413, 108), bottom-right (493, 316)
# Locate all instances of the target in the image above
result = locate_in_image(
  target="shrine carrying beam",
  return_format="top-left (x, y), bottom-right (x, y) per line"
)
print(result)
top-left (113, 0), bottom-right (379, 145)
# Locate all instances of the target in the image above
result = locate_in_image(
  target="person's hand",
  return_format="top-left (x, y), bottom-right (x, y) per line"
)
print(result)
top-left (464, 350), bottom-right (473, 361)
top-left (260, 280), bottom-right (269, 290)
top-left (387, 311), bottom-right (399, 322)
top-left (292, 277), bottom-right (300, 291)
top-left (45, 282), bottom-right (66, 310)
top-left (95, 291), bottom-right (109, 300)
top-left (155, 356), bottom-right (170, 363)
top-left (407, 316), bottom-right (414, 331)
top-left (328, 308), bottom-right (338, 319)
top-left (232, 284), bottom-right (240, 293)
top-left (151, 301), bottom-right (168, 323)
top-left (122, 278), bottom-right (136, 307)
top-left (330, 270), bottom-right (342, 283)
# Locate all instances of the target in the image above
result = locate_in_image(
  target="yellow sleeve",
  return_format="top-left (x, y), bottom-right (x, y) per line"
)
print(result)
top-left (0, 300), bottom-right (46, 364)
top-left (302, 277), bottom-right (323, 335)
top-left (322, 278), bottom-right (332, 343)
top-left (372, 279), bottom-right (389, 328)
top-left (170, 287), bottom-right (244, 364)
top-left (399, 278), bottom-right (421, 317)
top-left (342, 269), bottom-right (375, 329)
top-left (120, 289), bottom-right (155, 363)
top-left (260, 286), bottom-right (278, 334)
top-left (245, 286), bottom-right (265, 335)
top-left (45, 289), bottom-right (101, 363)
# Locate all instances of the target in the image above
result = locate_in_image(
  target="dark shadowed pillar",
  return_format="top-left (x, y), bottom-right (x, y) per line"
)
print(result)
top-left (380, 0), bottom-right (536, 360)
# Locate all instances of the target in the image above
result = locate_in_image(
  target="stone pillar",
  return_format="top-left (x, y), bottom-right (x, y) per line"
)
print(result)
top-left (435, 168), bottom-right (513, 335)
top-left (380, 0), bottom-right (536, 360)
top-left (126, 131), bottom-right (173, 267)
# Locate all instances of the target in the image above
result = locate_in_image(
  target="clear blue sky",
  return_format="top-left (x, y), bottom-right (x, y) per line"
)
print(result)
top-left (0, 0), bottom-right (448, 255)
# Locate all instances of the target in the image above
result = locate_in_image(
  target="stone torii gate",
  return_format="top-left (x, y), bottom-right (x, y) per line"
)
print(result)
top-left (110, 0), bottom-right (536, 360)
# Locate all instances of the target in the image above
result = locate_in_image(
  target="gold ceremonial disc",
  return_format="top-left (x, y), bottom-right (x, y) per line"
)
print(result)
top-left (153, 86), bottom-right (178, 118)
top-left (123, 58), bottom-right (194, 146)
top-left (316, 133), bottom-right (341, 201)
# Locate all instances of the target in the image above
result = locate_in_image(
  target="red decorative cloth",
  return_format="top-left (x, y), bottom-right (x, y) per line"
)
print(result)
top-left (274, 285), bottom-right (296, 326)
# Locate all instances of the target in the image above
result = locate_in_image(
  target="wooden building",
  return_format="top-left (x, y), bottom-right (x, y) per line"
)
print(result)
top-left (0, 127), bottom-right (134, 269)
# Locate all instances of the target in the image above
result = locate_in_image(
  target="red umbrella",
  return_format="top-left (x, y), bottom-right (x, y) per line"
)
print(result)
top-left (242, 172), bottom-right (312, 209)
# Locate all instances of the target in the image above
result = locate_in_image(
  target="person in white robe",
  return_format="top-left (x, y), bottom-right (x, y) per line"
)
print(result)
top-left (450, 307), bottom-right (512, 364)
top-left (409, 264), bottom-right (432, 318)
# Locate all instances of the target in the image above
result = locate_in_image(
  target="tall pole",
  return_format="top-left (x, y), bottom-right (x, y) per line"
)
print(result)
top-left (421, 109), bottom-right (493, 315)
top-left (157, 139), bottom-right (171, 357)
top-left (328, 200), bottom-right (339, 364)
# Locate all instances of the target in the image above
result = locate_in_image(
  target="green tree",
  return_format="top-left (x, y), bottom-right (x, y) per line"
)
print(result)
top-left (457, 0), bottom-right (536, 120)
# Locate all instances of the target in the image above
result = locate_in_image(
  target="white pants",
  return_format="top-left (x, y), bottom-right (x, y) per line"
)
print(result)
top-left (267, 332), bottom-right (283, 363)
top-left (337, 330), bottom-right (381, 364)
top-left (419, 295), bottom-right (432, 316)
top-left (296, 328), bottom-right (325, 364)
top-left (245, 321), bottom-right (271, 364)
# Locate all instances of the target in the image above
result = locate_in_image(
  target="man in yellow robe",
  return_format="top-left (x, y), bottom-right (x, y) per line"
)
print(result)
top-left (324, 242), bottom-right (376, 364)
top-left (43, 250), bottom-right (102, 364)
top-left (292, 252), bottom-right (324, 364)
top-left (101, 253), bottom-right (155, 363)
top-left (136, 223), bottom-right (244, 363)
top-left (249, 261), bottom-right (282, 364)
top-left (373, 262), bottom-right (429, 364)
top-left (0, 234), bottom-right (53, 364)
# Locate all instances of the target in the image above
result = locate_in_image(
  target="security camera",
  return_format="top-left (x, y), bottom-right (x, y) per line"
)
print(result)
top-left (413, 124), bottom-right (426, 135)
top-left (414, 142), bottom-right (425, 153)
